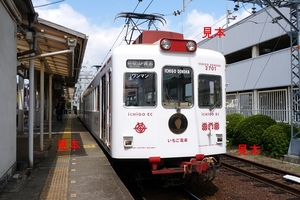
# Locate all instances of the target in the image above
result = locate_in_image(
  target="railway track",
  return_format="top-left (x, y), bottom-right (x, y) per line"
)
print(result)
top-left (123, 178), bottom-right (201, 200)
top-left (221, 154), bottom-right (300, 197)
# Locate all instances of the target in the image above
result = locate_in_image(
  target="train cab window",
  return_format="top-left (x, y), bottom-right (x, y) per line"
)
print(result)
top-left (162, 66), bottom-right (193, 108)
top-left (198, 75), bottom-right (222, 109)
top-left (124, 72), bottom-right (156, 107)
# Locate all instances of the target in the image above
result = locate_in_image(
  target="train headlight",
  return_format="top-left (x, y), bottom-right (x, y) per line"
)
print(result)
top-left (159, 38), bottom-right (197, 53)
top-left (186, 41), bottom-right (196, 52)
top-left (160, 39), bottom-right (171, 50)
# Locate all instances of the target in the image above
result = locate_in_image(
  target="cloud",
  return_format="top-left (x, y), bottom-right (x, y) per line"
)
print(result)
top-left (34, 2), bottom-right (124, 71)
top-left (83, 26), bottom-right (125, 67)
top-left (32, 0), bottom-right (253, 72)
top-left (183, 9), bottom-right (252, 42)
top-left (183, 9), bottom-right (225, 41)
top-left (39, 4), bottom-right (89, 33)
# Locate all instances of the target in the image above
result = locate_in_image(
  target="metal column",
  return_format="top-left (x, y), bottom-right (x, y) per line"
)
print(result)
top-left (48, 74), bottom-right (52, 139)
top-left (40, 60), bottom-right (45, 151)
top-left (288, 2), bottom-right (300, 156)
top-left (28, 52), bottom-right (34, 168)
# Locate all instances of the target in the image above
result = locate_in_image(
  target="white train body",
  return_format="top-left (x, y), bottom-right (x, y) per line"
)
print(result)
top-left (79, 30), bottom-right (226, 177)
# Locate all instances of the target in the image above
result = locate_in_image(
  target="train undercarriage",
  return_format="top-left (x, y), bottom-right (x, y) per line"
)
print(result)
top-left (111, 154), bottom-right (222, 188)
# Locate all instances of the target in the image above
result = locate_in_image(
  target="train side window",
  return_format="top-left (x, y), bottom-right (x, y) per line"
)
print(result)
top-left (162, 66), bottom-right (193, 108)
top-left (124, 72), bottom-right (156, 107)
top-left (198, 74), bottom-right (222, 109)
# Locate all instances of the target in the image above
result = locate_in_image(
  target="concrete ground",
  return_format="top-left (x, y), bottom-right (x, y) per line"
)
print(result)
top-left (0, 115), bottom-right (133, 200)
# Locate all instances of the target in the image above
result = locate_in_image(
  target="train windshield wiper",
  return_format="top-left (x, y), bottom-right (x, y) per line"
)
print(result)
top-left (209, 98), bottom-right (221, 111)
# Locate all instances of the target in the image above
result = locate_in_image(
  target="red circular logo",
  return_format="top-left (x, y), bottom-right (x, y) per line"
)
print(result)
top-left (134, 122), bottom-right (147, 134)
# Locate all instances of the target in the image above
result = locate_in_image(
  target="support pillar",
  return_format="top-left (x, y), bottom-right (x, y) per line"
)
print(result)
top-left (48, 74), bottom-right (52, 139)
top-left (29, 52), bottom-right (34, 168)
top-left (17, 76), bottom-right (24, 134)
top-left (40, 60), bottom-right (45, 151)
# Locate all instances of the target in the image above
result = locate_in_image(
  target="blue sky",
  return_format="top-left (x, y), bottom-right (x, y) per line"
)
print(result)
top-left (31, 0), bottom-right (255, 71)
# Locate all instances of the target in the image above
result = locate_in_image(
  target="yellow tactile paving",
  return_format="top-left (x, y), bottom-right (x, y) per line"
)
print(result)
top-left (56, 151), bottom-right (71, 157)
top-left (40, 117), bottom-right (72, 200)
top-left (56, 157), bottom-right (70, 163)
top-left (70, 193), bottom-right (77, 198)
top-left (83, 144), bottom-right (96, 148)
top-left (47, 166), bottom-right (69, 175)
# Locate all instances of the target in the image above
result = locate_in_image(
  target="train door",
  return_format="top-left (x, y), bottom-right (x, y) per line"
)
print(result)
top-left (101, 75), bottom-right (106, 141)
top-left (100, 72), bottom-right (111, 148)
top-left (107, 71), bottom-right (112, 148)
top-left (83, 97), bottom-right (86, 123)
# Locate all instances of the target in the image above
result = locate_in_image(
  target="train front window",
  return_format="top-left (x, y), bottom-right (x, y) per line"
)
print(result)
top-left (124, 72), bottom-right (156, 107)
top-left (162, 66), bottom-right (193, 108)
top-left (198, 75), bottom-right (222, 109)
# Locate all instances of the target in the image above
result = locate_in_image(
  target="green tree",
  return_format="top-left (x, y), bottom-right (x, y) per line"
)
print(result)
top-left (234, 114), bottom-right (276, 146)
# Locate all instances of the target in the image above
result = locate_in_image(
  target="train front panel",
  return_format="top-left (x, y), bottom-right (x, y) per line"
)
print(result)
top-left (108, 42), bottom-right (226, 159)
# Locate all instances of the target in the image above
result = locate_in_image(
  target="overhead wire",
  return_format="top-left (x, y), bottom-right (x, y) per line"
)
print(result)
top-left (252, 10), bottom-right (289, 89)
top-left (100, 25), bottom-right (126, 66)
top-left (97, 0), bottom-right (287, 96)
top-left (99, 0), bottom-right (147, 66)
top-left (252, 29), bottom-right (287, 88)
top-left (34, 0), bottom-right (65, 8)
top-left (192, 14), bottom-right (229, 40)
top-left (190, 2), bottom-right (280, 92)
top-left (132, 0), bottom-right (142, 13)
top-left (192, 2), bottom-right (254, 40)
top-left (241, 8), bottom-right (269, 91)
top-left (242, 2), bottom-right (254, 15)
top-left (221, 3), bottom-right (287, 92)
top-left (143, 0), bottom-right (154, 13)
top-left (226, 3), bottom-right (287, 92)
top-left (133, 0), bottom-right (154, 27)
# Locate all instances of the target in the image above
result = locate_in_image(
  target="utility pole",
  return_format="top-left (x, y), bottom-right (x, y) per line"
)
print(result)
top-left (183, 0), bottom-right (193, 12)
top-left (228, 0), bottom-right (300, 157)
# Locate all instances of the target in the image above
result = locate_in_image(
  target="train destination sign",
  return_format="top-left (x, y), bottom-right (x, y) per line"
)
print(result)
top-left (126, 59), bottom-right (155, 68)
top-left (164, 67), bottom-right (191, 74)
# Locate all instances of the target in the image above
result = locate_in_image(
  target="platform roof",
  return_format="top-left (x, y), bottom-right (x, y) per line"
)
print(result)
top-left (17, 15), bottom-right (88, 100)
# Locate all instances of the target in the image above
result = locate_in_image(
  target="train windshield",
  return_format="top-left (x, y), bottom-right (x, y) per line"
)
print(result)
top-left (198, 74), bottom-right (222, 110)
top-left (162, 66), bottom-right (193, 108)
top-left (124, 72), bottom-right (156, 107)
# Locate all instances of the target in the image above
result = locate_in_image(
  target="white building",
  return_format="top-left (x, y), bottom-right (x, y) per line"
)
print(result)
top-left (198, 6), bottom-right (300, 158)
top-left (198, 7), bottom-right (291, 121)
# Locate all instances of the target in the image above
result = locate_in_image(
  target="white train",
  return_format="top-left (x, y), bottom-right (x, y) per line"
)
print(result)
top-left (78, 30), bottom-right (226, 185)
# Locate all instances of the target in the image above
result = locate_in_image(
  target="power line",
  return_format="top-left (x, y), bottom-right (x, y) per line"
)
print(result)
top-left (133, 0), bottom-right (142, 13)
top-left (34, 0), bottom-right (65, 8)
top-left (99, 25), bottom-right (126, 66)
top-left (99, 0), bottom-right (155, 69)
top-left (98, 0), bottom-right (144, 67)
top-left (133, 0), bottom-right (154, 27)
top-left (242, 11), bottom-right (269, 91)
top-left (142, 0), bottom-right (154, 14)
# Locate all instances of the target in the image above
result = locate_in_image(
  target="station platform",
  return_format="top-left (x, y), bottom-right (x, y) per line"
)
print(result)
top-left (0, 115), bottom-right (134, 200)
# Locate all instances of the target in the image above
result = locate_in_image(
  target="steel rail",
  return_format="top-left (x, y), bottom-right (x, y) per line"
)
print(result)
top-left (221, 154), bottom-right (300, 197)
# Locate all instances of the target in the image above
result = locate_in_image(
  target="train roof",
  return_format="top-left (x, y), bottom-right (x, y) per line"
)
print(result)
top-left (132, 30), bottom-right (184, 44)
